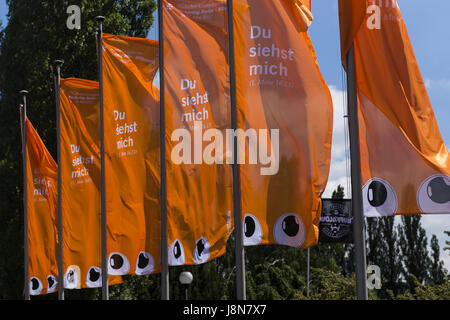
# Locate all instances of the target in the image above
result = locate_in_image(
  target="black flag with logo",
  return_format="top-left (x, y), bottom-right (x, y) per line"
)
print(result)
top-left (319, 199), bottom-right (353, 243)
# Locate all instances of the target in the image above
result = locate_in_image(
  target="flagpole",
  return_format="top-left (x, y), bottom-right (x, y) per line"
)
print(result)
top-left (20, 90), bottom-right (30, 300)
top-left (158, 0), bottom-right (170, 301)
top-left (345, 44), bottom-right (368, 300)
top-left (53, 60), bottom-right (65, 301)
top-left (227, 0), bottom-right (246, 300)
top-left (95, 16), bottom-right (109, 301)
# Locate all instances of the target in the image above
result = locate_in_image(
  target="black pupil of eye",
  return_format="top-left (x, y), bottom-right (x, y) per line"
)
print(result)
top-left (244, 216), bottom-right (256, 237)
top-left (110, 254), bottom-right (124, 269)
top-left (31, 278), bottom-right (39, 290)
top-left (427, 177), bottom-right (450, 204)
top-left (174, 242), bottom-right (181, 259)
top-left (48, 277), bottom-right (54, 288)
top-left (89, 268), bottom-right (100, 282)
top-left (197, 239), bottom-right (205, 256)
top-left (138, 253), bottom-right (150, 269)
top-left (368, 181), bottom-right (388, 207)
top-left (282, 215), bottom-right (299, 237)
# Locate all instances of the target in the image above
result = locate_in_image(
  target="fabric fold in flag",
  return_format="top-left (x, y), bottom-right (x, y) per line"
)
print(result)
top-left (338, 0), bottom-right (450, 216)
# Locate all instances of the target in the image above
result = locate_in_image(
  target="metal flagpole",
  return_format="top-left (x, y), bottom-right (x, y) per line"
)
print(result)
top-left (53, 60), bottom-right (65, 301)
top-left (345, 44), bottom-right (368, 300)
top-left (226, 0), bottom-right (246, 300)
top-left (158, 0), bottom-right (169, 300)
top-left (95, 16), bottom-right (109, 301)
top-left (20, 90), bottom-right (30, 300)
top-left (54, 61), bottom-right (65, 300)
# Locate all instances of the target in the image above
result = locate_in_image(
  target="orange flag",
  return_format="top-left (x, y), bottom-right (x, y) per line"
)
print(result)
top-left (102, 34), bottom-right (161, 275)
top-left (339, 0), bottom-right (450, 216)
top-left (233, 0), bottom-right (333, 248)
top-left (59, 78), bottom-right (121, 289)
top-left (24, 116), bottom-right (58, 295)
top-left (163, 0), bottom-right (233, 266)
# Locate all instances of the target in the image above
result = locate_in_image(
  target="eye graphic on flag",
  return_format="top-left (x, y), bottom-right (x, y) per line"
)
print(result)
top-left (64, 265), bottom-right (81, 289)
top-left (47, 275), bottom-right (57, 293)
top-left (243, 214), bottom-right (262, 246)
top-left (362, 178), bottom-right (398, 217)
top-left (30, 277), bottom-right (43, 296)
top-left (86, 266), bottom-right (102, 288)
top-left (193, 237), bottom-right (210, 265)
top-left (108, 252), bottom-right (130, 275)
top-left (135, 251), bottom-right (155, 275)
top-left (417, 174), bottom-right (450, 214)
top-left (169, 239), bottom-right (185, 266)
top-left (273, 213), bottom-right (305, 247)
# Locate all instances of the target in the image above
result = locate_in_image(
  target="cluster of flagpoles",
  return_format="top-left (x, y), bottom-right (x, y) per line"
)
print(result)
top-left (19, 1), bottom-right (368, 301)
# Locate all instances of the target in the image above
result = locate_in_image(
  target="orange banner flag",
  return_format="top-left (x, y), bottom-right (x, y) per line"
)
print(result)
top-left (163, 0), bottom-right (233, 266)
top-left (59, 78), bottom-right (122, 289)
top-left (339, 0), bottom-right (450, 216)
top-left (102, 34), bottom-right (161, 275)
top-left (233, 0), bottom-right (333, 248)
top-left (24, 116), bottom-right (58, 295)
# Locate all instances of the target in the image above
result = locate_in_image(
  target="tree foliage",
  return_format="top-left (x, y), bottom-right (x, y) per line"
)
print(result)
top-left (398, 215), bottom-right (432, 287)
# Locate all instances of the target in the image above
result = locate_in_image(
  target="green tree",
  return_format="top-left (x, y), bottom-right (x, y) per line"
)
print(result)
top-left (292, 268), bottom-right (379, 300)
top-left (0, 0), bottom-right (156, 299)
top-left (331, 184), bottom-right (344, 200)
top-left (444, 231), bottom-right (450, 255)
top-left (395, 274), bottom-right (450, 300)
top-left (377, 216), bottom-right (403, 296)
top-left (429, 234), bottom-right (446, 285)
top-left (366, 217), bottom-right (382, 269)
top-left (397, 215), bottom-right (432, 289)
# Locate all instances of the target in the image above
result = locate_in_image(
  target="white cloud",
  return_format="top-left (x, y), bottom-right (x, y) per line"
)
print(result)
top-left (424, 78), bottom-right (450, 90)
top-left (323, 85), bottom-right (351, 198)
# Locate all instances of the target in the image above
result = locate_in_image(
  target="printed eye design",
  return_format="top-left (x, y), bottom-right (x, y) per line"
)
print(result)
top-left (135, 251), bottom-right (155, 275)
top-left (362, 178), bottom-right (397, 217)
top-left (64, 265), bottom-right (81, 289)
top-left (417, 174), bottom-right (450, 214)
top-left (273, 213), bottom-right (305, 248)
top-left (108, 252), bottom-right (130, 275)
top-left (30, 277), bottom-right (43, 296)
top-left (47, 275), bottom-right (57, 293)
top-left (243, 214), bottom-right (263, 246)
top-left (86, 266), bottom-right (101, 288)
top-left (193, 237), bottom-right (210, 265)
top-left (169, 239), bottom-right (185, 266)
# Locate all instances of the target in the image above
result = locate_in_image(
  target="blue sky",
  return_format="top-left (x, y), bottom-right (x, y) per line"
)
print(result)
top-left (1, 1), bottom-right (449, 270)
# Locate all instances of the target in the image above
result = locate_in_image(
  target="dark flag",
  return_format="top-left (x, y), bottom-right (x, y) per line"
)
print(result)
top-left (319, 199), bottom-right (353, 243)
